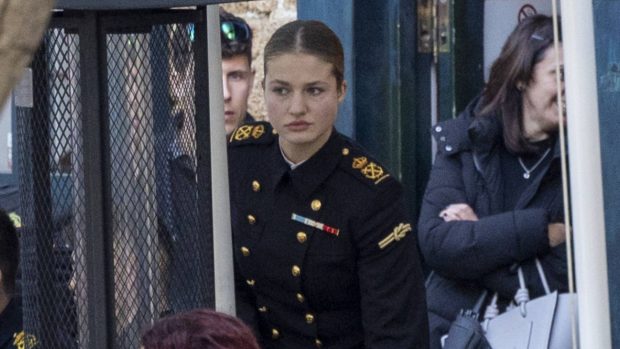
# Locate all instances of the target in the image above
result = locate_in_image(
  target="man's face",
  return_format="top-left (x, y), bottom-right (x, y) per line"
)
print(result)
top-left (222, 55), bottom-right (254, 135)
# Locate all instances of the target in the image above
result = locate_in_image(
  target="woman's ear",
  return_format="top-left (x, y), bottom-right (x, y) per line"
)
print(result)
top-left (516, 81), bottom-right (526, 91)
top-left (338, 80), bottom-right (348, 103)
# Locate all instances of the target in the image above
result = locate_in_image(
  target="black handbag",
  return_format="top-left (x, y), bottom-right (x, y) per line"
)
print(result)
top-left (442, 309), bottom-right (492, 349)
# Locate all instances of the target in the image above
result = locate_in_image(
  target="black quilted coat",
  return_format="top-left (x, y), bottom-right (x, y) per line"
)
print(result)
top-left (417, 97), bottom-right (568, 349)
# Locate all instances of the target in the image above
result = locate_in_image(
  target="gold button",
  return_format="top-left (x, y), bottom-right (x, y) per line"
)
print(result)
top-left (297, 232), bottom-right (307, 243)
top-left (241, 246), bottom-right (250, 257)
top-left (247, 215), bottom-right (256, 225)
top-left (305, 313), bottom-right (315, 324)
top-left (271, 328), bottom-right (280, 339)
top-left (342, 147), bottom-right (350, 156)
top-left (311, 199), bottom-right (322, 211)
top-left (252, 180), bottom-right (261, 192)
top-left (315, 339), bottom-right (323, 347)
top-left (246, 279), bottom-right (255, 286)
top-left (291, 265), bottom-right (301, 277)
top-left (296, 293), bottom-right (305, 303)
top-left (258, 306), bottom-right (268, 313)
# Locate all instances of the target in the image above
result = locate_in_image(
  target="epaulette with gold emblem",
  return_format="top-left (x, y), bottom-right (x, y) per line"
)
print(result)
top-left (228, 121), bottom-right (275, 146)
top-left (340, 145), bottom-right (392, 186)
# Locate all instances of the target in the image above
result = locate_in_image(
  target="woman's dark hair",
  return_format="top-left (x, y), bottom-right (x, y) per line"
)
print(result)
top-left (141, 309), bottom-right (260, 349)
top-left (263, 20), bottom-right (345, 92)
top-left (0, 209), bottom-right (18, 295)
top-left (481, 14), bottom-right (561, 153)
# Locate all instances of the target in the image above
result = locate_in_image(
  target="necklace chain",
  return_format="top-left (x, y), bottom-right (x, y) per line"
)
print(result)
top-left (518, 148), bottom-right (551, 179)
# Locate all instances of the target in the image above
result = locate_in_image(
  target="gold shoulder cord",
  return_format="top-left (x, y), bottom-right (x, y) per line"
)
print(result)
top-left (551, 2), bottom-right (578, 348)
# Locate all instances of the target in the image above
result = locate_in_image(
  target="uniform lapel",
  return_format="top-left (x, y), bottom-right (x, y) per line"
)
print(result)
top-left (268, 136), bottom-right (293, 191)
top-left (288, 130), bottom-right (343, 200)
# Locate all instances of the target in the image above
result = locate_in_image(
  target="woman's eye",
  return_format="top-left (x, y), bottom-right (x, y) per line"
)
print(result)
top-left (307, 87), bottom-right (323, 96)
top-left (272, 87), bottom-right (289, 96)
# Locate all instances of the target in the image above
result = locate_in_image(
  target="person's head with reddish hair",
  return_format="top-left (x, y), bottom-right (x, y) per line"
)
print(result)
top-left (141, 309), bottom-right (260, 349)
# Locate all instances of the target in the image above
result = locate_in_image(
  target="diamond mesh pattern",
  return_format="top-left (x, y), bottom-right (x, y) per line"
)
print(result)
top-left (16, 12), bottom-right (214, 349)
top-left (104, 22), bottom-right (211, 349)
top-left (106, 32), bottom-right (164, 348)
top-left (17, 28), bottom-right (83, 349)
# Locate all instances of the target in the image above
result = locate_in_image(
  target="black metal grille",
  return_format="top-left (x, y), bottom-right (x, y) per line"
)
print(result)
top-left (17, 27), bottom-right (83, 349)
top-left (16, 9), bottom-right (214, 349)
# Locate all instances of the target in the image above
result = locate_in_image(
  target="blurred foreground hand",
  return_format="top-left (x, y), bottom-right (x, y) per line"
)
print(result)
top-left (0, 0), bottom-right (54, 115)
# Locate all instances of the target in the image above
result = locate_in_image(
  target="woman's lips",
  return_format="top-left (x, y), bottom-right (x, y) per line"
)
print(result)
top-left (286, 121), bottom-right (311, 131)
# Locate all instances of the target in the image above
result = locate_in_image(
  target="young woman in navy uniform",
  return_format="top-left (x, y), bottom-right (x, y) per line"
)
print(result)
top-left (227, 20), bottom-right (428, 349)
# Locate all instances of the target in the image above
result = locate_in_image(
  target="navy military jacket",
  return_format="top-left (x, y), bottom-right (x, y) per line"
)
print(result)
top-left (0, 299), bottom-right (22, 349)
top-left (228, 122), bottom-right (429, 349)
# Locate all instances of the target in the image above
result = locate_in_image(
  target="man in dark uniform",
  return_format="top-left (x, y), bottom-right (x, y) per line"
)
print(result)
top-left (0, 209), bottom-right (25, 349)
top-left (227, 121), bottom-right (429, 348)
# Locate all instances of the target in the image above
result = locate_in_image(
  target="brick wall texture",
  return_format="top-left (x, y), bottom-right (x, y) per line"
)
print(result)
top-left (222, 0), bottom-right (297, 120)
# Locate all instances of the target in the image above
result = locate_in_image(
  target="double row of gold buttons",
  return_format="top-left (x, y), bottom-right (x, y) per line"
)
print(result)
top-left (244, 178), bottom-right (326, 348)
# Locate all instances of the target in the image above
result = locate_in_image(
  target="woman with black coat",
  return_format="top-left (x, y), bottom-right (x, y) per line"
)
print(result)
top-left (417, 15), bottom-right (568, 348)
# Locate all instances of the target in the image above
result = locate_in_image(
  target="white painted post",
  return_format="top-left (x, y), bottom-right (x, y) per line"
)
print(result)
top-left (560, 1), bottom-right (612, 348)
top-left (206, 4), bottom-right (236, 315)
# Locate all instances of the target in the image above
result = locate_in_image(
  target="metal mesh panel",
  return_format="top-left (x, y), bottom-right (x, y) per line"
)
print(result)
top-left (161, 23), bottom-right (212, 313)
top-left (17, 28), bottom-right (84, 348)
top-left (16, 10), bottom-right (215, 349)
top-left (106, 32), bottom-right (163, 348)
top-left (105, 22), bottom-right (212, 347)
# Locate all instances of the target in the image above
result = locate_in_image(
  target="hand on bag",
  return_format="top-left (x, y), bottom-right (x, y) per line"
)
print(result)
top-left (547, 223), bottom-right (566, 247)
top-left (439, 203), bottom-right (479, 222)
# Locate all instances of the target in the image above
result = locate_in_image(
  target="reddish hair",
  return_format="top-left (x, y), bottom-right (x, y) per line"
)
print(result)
top-left (141, 309), bottom-right (259, 349)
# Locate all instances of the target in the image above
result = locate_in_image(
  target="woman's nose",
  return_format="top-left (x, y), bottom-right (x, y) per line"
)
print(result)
top-left (288, 92), bottom-right (307, 115)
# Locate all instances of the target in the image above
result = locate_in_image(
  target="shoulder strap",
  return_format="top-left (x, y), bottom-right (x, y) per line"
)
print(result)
top-left (228, 121), bottom-right (274, 146)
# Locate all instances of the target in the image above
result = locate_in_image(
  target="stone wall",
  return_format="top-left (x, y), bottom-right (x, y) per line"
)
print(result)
top-left (222, 0), bottom-right (297, 120)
